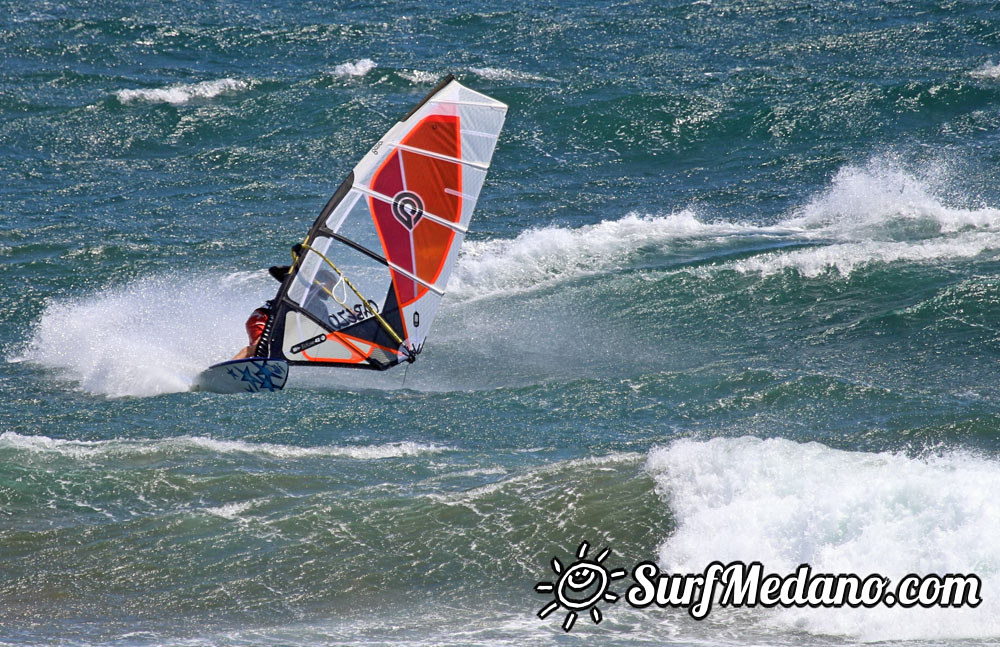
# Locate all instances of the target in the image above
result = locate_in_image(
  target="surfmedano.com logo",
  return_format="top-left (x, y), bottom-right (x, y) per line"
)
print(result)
top-left (535, 541), bottom-right (983, 632)
top-left (535, 541), bottom-right (627, 631)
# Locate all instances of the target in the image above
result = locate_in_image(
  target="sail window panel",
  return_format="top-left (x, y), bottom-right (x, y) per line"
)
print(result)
top-left (287, 236), bottom-right (332, 307)
top-left (287, 202), bottom-right (393, 334)
top-left (304, 242), bottom-right (389, 333)
top-left (453, 167), bottom-right (487, 229)
top-left (334, 192), bottom-right (388, 258)
top-left (292, 250), bottom-right (390, 333)
top-left (323, 189), bottom-right (362, 233)
top-left (458, 106), bottom-right (505, 166)
top-left (330, 199), bottom-right (396, 308)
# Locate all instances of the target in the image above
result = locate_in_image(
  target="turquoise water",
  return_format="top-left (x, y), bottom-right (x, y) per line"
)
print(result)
top-left (4, 1), bottom-right (1000, 644)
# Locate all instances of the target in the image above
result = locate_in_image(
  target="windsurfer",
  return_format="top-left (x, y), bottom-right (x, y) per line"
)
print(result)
top-left (230, 265), bottom-right (291, 360)
top-left (232, 302), bottom-right (271, 359)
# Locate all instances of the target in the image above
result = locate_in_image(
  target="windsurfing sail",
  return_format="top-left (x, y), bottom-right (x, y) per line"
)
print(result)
top-left (256, 75), bottom-right (507, 370)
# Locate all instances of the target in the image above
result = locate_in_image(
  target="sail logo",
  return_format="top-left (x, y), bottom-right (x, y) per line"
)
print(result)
top-left (289, 334), bottom-right (326, 355)
top-left (535, 541), bottom-right (626, 632)
top-left (391, 191), bottom-right (424, 229)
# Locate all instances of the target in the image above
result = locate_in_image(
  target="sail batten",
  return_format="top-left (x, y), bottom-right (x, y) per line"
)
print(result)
top-left (388, 143), bottom-right (491, 170)
top-left (385, 261), bottom-right (447, 296)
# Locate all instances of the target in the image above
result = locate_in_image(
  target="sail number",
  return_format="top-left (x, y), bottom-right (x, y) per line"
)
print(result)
top-left (328, 300), bottom-right (380, 330)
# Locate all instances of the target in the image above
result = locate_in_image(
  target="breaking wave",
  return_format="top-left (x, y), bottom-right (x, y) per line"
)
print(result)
top-left (728, 232), bottom-right (1000, 277)
top-left (452, 157), bottom-right (1000, 292)
top-left (646, 437), bottom-right (1000, 641)
top-left (731, 159), bottom-right (1000, 277)
top-left (450, 210), bottom-right (779, 299)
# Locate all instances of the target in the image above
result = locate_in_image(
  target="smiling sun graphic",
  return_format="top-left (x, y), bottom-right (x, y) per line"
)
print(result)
top-left (535, 541), bottom-right (627, 631)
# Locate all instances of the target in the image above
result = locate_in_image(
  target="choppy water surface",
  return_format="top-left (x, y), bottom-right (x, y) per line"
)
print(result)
top-left (3, 1), bottom-right (1000, 645)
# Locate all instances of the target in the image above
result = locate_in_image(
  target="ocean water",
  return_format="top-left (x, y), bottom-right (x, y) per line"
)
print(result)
top-left (3, 0), bottom-right (1000, 644)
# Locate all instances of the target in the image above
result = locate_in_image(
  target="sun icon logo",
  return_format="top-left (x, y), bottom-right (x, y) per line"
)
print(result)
top-left (535, 541), bottom-right (627, 632)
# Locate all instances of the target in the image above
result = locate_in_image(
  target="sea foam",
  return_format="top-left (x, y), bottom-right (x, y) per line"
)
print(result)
top-left (115, 78), bottom-right (250, 105)
top-left (449, 210), bottom-right (777, 299)
top-left (19, 272), bottom-right (269, 397)
top-left (785, 160), bottom-right (1000, 237)
top-left (730, 159), bottom-right (1000, 277)
top-left (970, 61), bottom-right (1000, 79)
top-left (0, 432), bottom-right (449, 461)
top-left (646, 437), bottom-right (1000, 641)
top-left (330, 59), bottom-right (376, 77)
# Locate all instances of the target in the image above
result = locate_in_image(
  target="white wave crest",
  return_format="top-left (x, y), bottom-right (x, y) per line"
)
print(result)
top-left (180, 436), bottom-right (449, 460)
top-left (726, 159), bottom-right (1000, 277)
top-left (116, 78), bottom-right (250, 105)
top-left (786, 161), bottom-right (1000, 237)
top-left (0, 432), bottom-right (449, 461)
top-left (399, 69), bottom-right (439, 84)
top-left (331, 59), bottom-right (376, 77)
top-left (646, 437), bottom-right (1000, 641)
top-left (468, 67), bottom-right (553, 82)
top-left (450, 211), bottom-right (769, 299)
top-left (731, 232), bottom-right (1000, 278)
top-left (970, 61), bottom-right (1000, 79)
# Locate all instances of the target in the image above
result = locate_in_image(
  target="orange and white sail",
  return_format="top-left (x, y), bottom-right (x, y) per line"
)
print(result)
top-left (260, 75), bottom-right (507, 370)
